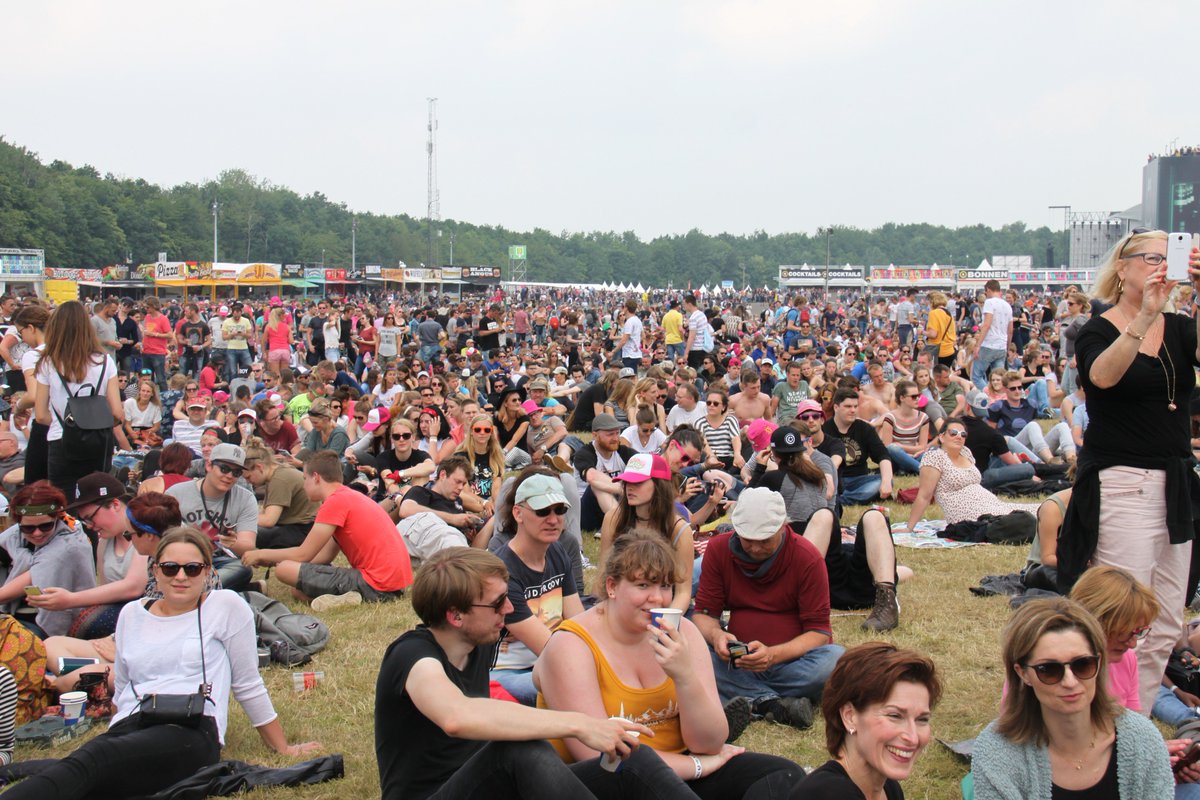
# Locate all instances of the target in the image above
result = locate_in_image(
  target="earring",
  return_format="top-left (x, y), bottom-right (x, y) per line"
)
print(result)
top-left (1117, 277), bottom-right (1124, 295)
top-left (848, 728), bottom-right (856, 736)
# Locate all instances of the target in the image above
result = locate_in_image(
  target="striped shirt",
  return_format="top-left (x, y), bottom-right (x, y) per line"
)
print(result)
top-left (695, 414), bottom-right (740, 459)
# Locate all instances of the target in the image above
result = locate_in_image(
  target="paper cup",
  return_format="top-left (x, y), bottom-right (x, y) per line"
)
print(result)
top-left (600, 718), bottom-right (640, 772)
top-left (257, 647), bottom-right (270, 668)
top-left (649, 608), bottom-right (682, 630)
top-left (60, 691), bottom-right (87, 725)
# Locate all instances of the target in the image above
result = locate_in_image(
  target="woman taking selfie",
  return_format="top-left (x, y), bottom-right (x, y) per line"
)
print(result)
top-left (3, 527), bottom-right (319, 799)
top-left (794, 642), bottom-right (941, 799)
top-left (537, 534), bottom-right (803, 797)
top-left (972, 597), bottom-right (1172, 799)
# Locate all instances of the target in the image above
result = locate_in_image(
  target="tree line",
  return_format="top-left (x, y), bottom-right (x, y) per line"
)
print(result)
top-left (0, 137), bottom-right (1066, 286)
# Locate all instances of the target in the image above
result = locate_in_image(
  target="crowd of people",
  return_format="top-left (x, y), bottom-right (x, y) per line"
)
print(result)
top-left (0, 226), bottom-right (1197, 798)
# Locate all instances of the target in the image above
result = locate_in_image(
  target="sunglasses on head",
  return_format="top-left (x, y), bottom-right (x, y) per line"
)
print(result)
top-left (215, 463), bottom-right (244, 477)
top-left (391, 432), bottom-right (413, 441)
top-left (527, 503), bottom-right (569, 517)
top-left (1021, 654), bottom-right (1100, 685)
top-left (19, 520), bottom-right (56, 535)
top-left (156, 561), bottom-right (207, 578)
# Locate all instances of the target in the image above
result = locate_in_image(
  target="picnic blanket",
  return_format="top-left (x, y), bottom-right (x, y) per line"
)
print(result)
top-left (890, 520), bottom-right (983, 549)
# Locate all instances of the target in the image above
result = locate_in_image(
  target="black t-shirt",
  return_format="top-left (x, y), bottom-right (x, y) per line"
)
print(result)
top-left (178, 320), bottom-right (208, 349)
top-left (797, 760), bottom-right (903, 800)
top-left (494, 541), bottom-right (577, 668)
top-left (404, 484), bottom-right (463, 517)
top-left (571, 382), bottom-right (608, 431)
top-left (1076, 313), bottom-right (1196, 463)
top-left (376, 449), bottom-right (432, 499)
top-left (822, 418), bottom-right (890, 477)
top-left (813, 434), bottom-right (847, 468)
top-left (477, 317), bottom-right (501, 352)
top-left (496, 413), bottom-right (530, 451)
top-left (963, 415), bottom-right (1010, 471)
top-left (375, 626), bottom-right (492, 800)
top-left (307, 316), bottom-right (326, 352)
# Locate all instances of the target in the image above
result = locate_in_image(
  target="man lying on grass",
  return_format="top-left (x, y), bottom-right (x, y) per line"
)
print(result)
top-left (241, 450), bottom-right (412, 611)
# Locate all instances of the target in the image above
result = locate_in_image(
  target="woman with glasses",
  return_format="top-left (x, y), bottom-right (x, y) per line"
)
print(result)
top-left (899, 417), bottom-right (1039, 532)
top-left (454, 413), bottom-right (506, 517)
top-left (695, 390), bottom-right (742, 472)
top-left (536, 534), bottom-right (803, 797)
top-left (5, 527), bottom-right (320, 800)
top-left (1058, 230), bottom-right (1200, 715)
top-left (375, 418), bottom-right (435, 497)
top-left (301, 398), bottom-right (349, 456)
top-left (973, 597), bottom-right (1172, 799)
top-left (34, 301), bottom-right (131, 496)
top-left (42, 490), bottom-right (184, 692)
top-left (0, 481), bottom-right (94, 638)
top-left (879, 379), bottom-right (930, 475)
top-left (621, 405), bottom-right (668, 455)
top-left (12, 304), bottom-right (50, 484)
top-left (171, 378), bottom-right (204, 420)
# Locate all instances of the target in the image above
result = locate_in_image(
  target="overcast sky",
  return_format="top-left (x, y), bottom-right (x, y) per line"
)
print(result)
top-left (6, 1), bottom-right (1197, 238)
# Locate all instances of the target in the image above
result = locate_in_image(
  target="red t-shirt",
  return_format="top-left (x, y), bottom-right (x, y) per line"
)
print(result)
top-left (142, 313), bottom-right (172, 356)
top-left (256, 419), bottom-right (299, 453)
top-left (315, 485), bottom-right (412, 592)
top-left (357, 323), bottom-right (377, 355)
top-left (694, 529), bottom-right (832, 646)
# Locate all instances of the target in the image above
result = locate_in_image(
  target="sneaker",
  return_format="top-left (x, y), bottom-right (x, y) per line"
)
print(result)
top-left (547, 454), bottom-right (572, 474)
top-left (245, 579), bottom-right (268, 595)
top-left (760, 696), bottom-right (814, 730)
top-left (311, 591), bottom-right (363, 613)
top-left (723, 696), bottom-right (753, 743)
top-left (863, 582), bottom-right (899, 632)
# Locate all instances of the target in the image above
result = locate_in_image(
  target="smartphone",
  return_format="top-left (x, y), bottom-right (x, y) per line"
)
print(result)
top-left (58, 656), bottom-right (100, 675)
top-left (727, 640), bottom-right (749, 668)
top-left (1166, 232), bottom-right (1196, 282)
top-left (1174, 740), bottom-right (1200, 773)
top-left (23, 586), bottom-right (42, 597)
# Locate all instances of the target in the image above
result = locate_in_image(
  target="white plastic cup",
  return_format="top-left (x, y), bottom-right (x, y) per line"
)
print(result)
top-left (649, 608), bottom-right (682, 630)
top-left (600, 718), bottom-right (640, 772)
top-left (60, 691), bottom-right (87, 725)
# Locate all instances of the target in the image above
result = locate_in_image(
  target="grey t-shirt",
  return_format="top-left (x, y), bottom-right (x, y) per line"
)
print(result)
top-left (92, 314), bottom-right (119, 355)
top-left (167, 480), bottom-right (260, 547)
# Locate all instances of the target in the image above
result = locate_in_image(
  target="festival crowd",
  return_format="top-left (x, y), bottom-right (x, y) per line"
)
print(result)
top-left (0, 228), bottom-right (1198, 799)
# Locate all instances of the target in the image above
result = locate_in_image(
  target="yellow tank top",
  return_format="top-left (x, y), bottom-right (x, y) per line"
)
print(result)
top-left (538, 618), bottom-right (684, 761)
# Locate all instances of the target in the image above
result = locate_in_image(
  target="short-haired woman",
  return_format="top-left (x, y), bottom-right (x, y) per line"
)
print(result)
top-left (972, 597), bottom-right (1172, 799)
top-left (794, 642), bottom-right (941, 799)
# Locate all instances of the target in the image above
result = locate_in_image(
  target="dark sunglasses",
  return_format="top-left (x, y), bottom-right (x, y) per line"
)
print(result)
top-left (473, 426), bottom-right (493, 434)
top-left (215, 463), bottom-right (244, 478)
top-left (19, 520), bottom-right (56, 535)
top-left (1021, 654), bottom-right (1099, 686)
top-left (797, 412), bottom-right (823, 421)
top-left (671, 441), bottom-right (695, 465)
top-left (156, 561), bottom-right (207, 578)
top-left (471, 593), bottom-right (508, 612)
top-left (354, 415), bottom-right (367, 422)
top-left (527, 503), bottom-right (569, 517)
top-left (391, 432), bottom-right (413, 441)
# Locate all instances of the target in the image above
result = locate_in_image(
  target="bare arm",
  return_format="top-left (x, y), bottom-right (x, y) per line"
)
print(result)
top-left (242, 521), bottom-right (337, 567)
top-left (904, 463), bottom-right (942, 530)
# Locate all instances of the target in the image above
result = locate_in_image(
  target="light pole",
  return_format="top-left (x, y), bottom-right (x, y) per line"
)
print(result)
top-left (210, 201), bottom-right (219, 264)
top-left (351, 217), bottom-right (357, 275)
top-left (817, 226), bottom-right (833, 298)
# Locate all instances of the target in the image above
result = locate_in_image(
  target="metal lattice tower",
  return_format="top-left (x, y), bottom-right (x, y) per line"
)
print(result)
top-left (426, 98), bottom-right (440, 269)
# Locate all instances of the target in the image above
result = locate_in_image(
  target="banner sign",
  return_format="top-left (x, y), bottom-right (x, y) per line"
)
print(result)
top-left (45, 266), bottom-right (129, 281)
top-left (282, 263), bottom-right (304, 278)
top-left (403, 268), bottom-right (441, 282)
top-left (380, 268), bottom-right (404, 281)
top-left (236, 263), bottom-right (280, 281)
top-left (868, 266), bottom-right (954, 283)
top-left (304, 267), bottom-right (325, 281)
top-left (0, 249), bottom-right (46, 277)
top-left (508, 245), bottom-right (527, 260)
top-left (462, 265), bottom-right (502, 281)
top-left (1010, 270), bottom-right (1094, 284)
top-left (955, 269), bottom-right (1009, 280)
top-left (441, 267), bottom-right (462, 280)
top-left (365, 264), bottom-right (382, 277)
top-left (325, 269), bottom-right (347, 282)
top-left (778, 265), bottom-right (865, 281)
top-left (155, 261), bottom-right (186, 280)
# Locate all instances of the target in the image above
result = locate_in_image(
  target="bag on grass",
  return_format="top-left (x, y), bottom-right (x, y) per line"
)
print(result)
top-left (244, 591), bottom-right (329, 667)
top-left (979, 511), bottom-right (1036, 545)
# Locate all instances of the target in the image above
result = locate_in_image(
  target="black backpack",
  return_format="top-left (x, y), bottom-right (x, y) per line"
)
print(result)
top-left (53, 360), bottom-right (115, 451)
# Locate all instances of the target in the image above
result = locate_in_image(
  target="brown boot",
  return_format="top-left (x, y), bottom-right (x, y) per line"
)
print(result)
top-left (863, 582), bottom-right (899, 632)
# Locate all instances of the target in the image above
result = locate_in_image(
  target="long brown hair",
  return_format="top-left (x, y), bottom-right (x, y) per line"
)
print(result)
top-left (39, 301), bottom-right (104, 382)
top-left (612, 474), bottom-right (680, 543)
top-left (776, 445), bottom-right (827, 488)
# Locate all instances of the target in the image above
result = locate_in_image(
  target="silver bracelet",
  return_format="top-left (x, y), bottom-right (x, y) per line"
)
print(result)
top-left (691, 755), bottom-right (703, 780)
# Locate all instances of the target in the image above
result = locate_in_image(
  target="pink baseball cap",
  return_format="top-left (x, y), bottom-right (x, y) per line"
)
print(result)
top-left (745, 418), bottom-right (778, 451)
top-left (521, 399), bottom-right (542, 415)
top-left (212, 391), bottom-right (230, 405)
top-left (795, 399), bottom-right (825, 419)
top-left (362, 406), bottom-right (391, 432)
top-left (615, 453), bottom-right (671, 483)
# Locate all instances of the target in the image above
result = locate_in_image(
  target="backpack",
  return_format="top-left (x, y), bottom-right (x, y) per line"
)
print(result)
top-left (979, 511), bottom-right (1037, 545)
top-left (53, 359), bottom-right (114, 452)
top-left (243, 591), bottom-right (330, 667)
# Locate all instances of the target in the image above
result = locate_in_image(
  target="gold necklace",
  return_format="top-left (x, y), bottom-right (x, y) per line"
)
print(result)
top-left (1156, 341), bottom-right (1178, 412)
top-left (1054, 736), bottom-right (1096, 770)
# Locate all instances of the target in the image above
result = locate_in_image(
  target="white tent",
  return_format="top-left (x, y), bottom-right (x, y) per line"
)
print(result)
top-left (978, 258), bottom-right (992, 270)
top-left (634, 283), bottom-right (645, 293)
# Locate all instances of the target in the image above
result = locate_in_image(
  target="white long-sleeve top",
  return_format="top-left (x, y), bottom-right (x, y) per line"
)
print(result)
top-left (113, 589), bottom-right (276, 745)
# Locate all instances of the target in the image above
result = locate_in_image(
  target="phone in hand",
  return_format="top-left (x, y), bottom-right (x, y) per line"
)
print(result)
top-left (1166, 232), bottom-right (1197, 282)
top-left (1175, 740), bottom-right (1200, 773)
top-left (727, 640), bottom-right (749, 668)
top-left (23, 586), bottom-right (42, 597)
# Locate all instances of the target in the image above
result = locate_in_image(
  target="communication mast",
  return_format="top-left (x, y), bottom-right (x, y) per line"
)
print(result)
top-left (426, 98), bottom-right (440, 270)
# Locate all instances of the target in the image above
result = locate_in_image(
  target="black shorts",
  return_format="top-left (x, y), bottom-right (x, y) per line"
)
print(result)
top-left (803, 507), bottom-right (894, 610)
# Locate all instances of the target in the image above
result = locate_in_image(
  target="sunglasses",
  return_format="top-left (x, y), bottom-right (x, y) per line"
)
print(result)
top-left (391, 432), bottom-right (413, 441)
top-left (671, 441), bottom-right (695, 465)
top-left (527, 503), bottom-right (569, 517)
top-left (473, 426), bottom-right (493, 434)
top-left (1121, 625), bottom-right (1151, 642)
top-left (797, 412), bottom-right (824, 421)
top-left (943, 429), bottom-right (968, 439)
top-left (471, 593), bottom-right (508, 612)
top-left (1021, 654), bottom-right (1100, 686)
top-left (355, 415), bottom-right (367, 422)
top-left (1116, 226), bottom-right (1152, 260)
top-left (19, 520), bottom-right (56, 535)
top-left (215, 463), bottom-right (244, 478)
top-left (156, 561), bottom-right (207, 578)
top-left (706, 400), bottom-right (723, 406)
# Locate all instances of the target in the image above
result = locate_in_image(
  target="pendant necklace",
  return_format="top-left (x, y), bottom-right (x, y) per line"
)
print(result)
top-left (1157, 341), bottom-right (1178, 412)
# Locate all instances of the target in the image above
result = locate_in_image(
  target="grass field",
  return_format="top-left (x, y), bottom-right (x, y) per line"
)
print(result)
top-left (22, 476), bottom-right (1043, 800)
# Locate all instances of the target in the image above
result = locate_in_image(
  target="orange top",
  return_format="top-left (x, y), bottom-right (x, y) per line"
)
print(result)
top-left (538, 618), bottom-right (684, 761)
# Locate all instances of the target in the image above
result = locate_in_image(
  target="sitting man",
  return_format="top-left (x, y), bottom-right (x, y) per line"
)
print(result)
top-left (242, 440), bottom-right (318, 549)
top-left (987, 371), bottom-right (1075, 464)
top-left (171, 398), bottom-right (220, 455)
top-left (395, 455), bottom-right (486, 562)
top-left (570, 413), bottom-right (637, 531)
top-left (965, 393), bottom-right (1037, 490)
top-left (241, 450), bottom-right (412, 611)
top-left (822, 388), bottom-right (893, 505)
top-left (692, 486), bottom-right (844, 730)
top-left (489, 470), bottom-right (582, 705)
top-left (167, 443), bottom-right (256, 591)
top-left (374, 547), bottom-right (658, 800)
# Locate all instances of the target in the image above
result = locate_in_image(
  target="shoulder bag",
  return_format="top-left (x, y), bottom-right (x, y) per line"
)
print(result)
top-left (133, 595), bottom-right (214, 728)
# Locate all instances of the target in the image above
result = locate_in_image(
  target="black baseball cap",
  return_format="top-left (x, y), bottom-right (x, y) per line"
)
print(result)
top-left (68, 472), bottom-right (129, 510)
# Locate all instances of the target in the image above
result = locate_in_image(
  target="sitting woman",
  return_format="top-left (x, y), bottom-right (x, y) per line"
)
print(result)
top-left (416, 404), bottom-right (456, 466)
top-left (455, 413), bottom-right (505, 518)
top-left (536, 533), bottom-right (804, 797)
top-left (795, 642), bottom-right (941, 799)
top-left (0, 481), bottom-right (95, 638)
top-left (973, 597), bottom-right (1173, 799)
top-left (3, 527), bottom-right (320, 800)
top-left (879, 379), bottom-right (930, 475)
top-left (42, 490), bottom-right (186, 692)
top-left (598, 453), bottom-right (694, 612)
top-left (138, 442), bottom-right (196, 495)
top-left (900, 417), bottom-right (1039, 530)
top-left (123, 378), bottom-right (163, 447)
